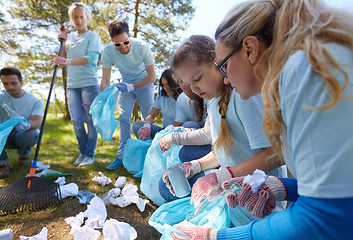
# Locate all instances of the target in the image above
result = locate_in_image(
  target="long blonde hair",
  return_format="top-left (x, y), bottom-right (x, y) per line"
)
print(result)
top-left (216, 0), bottom-right (353, 156)
top-left (172, 35), bottom-right (234, 155)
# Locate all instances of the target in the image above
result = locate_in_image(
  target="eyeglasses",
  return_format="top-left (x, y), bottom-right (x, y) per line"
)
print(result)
top-left (113, 39), bottom-right (130, 48)
top-left (214, 47), bottom-right (238, 78)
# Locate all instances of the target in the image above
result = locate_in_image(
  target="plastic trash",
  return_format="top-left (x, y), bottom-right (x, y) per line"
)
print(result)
top-left (77, 190), bottom-right (95, 204)
top-left (165, 164), bottom-right (191, 197)
top-left (89, 85), bottom-right (120, 142)
top-left (140, 128), bottom-right (185, 206)
top-left (2, 103), bottom-right (21, 118)
top-left (0, 228), bottom-right (13, 240)
top-left (149, 196), bottom-right (230, 239)
top-left (0, 117), bottom-right (26, 154)
top-left (122, 138), bottom-right (152, 177)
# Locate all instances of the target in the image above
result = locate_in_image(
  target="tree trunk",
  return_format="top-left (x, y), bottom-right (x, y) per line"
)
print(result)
top-left (131, 0), bottom-right (142, 121)
top-left (62, 66), bottom-right (71, 121)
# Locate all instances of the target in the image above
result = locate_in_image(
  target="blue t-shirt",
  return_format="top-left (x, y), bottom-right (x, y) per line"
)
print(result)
top-left (0, 90), bottom-right (44, 122)
top-left (208, 90), bottom-right (287, 226)
top-left (152, 95), bottom-right (177, 127)
top-left (102, 38), bottom-right (154, 83)
top-left (66, 30), bottom-right (101, 88)
top-left (217, 43), bottom-right (353, 239)
top-left (280, 43), bottom-right (353, 199)
top-left (175, 92), bottom-right (206, 125)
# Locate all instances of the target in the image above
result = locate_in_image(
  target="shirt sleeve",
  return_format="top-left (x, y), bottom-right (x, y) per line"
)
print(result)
top-left (172, 117), bottom-right (212, 145)
top-left (142, 43), bottom-right (154, 66)
top-left (102, 45), bottom-right (114, 68)
top-left (236, 94), bottom-right (271, 149)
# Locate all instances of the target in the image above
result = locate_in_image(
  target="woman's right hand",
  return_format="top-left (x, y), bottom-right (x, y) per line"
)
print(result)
top-left (162, 161), bottom-right (202, 196)
top-left (158, 133), bottom-right (173, 152)
top-left (58, 31), bottom-right (68, 42)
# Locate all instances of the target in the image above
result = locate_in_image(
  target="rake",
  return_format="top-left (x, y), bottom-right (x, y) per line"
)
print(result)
top-left (0, 39), bottom-right (64, 215)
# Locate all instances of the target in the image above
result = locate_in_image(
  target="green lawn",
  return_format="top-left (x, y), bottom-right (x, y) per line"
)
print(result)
top-left (0, 114), bottom-right (161, 239)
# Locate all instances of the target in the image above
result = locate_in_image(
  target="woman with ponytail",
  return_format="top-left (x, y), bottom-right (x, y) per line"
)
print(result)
top-left (160, 35), bottom-right (287, 226)
top-left (172, 0), bottom-right (353, 239)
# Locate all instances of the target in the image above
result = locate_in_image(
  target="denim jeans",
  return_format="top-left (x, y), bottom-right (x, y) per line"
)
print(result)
top-left (67, 86), bottom-right (99, 158)
top-left (182, 121), bottom-right (204, 129)
top-left (117, 84), bottom-right (154, 158)
top-left (0, 128), bottom-right (39, 165)
top-left (132, 120), bottom-right (163, 139)
top-left (158, 144), bottom-right (212, 202)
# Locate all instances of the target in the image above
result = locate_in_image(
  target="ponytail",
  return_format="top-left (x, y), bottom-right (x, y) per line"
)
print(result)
top-left (213, 84), bottom-right (233, 155)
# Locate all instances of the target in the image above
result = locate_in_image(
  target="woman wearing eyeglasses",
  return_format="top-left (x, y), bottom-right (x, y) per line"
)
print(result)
top-left (53, 2), bottom-right (101, 167)
top-left (160, 35), bottom-right (287, 225)
top-left (101, 19), bottom-right (156, 170)
top-left (172, 0), bottom-right (353, 239)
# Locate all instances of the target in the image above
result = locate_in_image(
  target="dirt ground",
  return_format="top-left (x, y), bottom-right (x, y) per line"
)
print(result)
top-left (0, 195), bottom-right (161, 239)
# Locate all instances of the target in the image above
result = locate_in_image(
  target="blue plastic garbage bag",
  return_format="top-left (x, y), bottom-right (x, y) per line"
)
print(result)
top-left (149, 196), bottom-right (230, 240)
top-left (0, 117), bottom-right (26, 153)
top-left (140, 128), bottom-right (185, 206)
top-left (123, 138), bottom-right (152, 177)
top-left (89, 85), bottom-right (120, 142)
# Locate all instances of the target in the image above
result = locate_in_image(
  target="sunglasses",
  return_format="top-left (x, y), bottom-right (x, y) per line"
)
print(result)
top-left (113, 39), bottom-right (130, 48)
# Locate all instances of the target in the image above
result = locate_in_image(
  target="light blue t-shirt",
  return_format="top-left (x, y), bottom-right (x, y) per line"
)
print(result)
top-left (0, 90), bottom-right (44, 122)
top-left (280, 43), bottom-right (353, 199)
top-left (102, 38), bottom-right (154, 83)
top-left (152, 95), bottom-right (177, 127)
top-left (175, 92), bottom-right (206, 125)
top-left (208, 90), bottom-right (271, 166)
top-left (208, 90), bottom-right (287, 226)
top-left (66, 30), bottom-right (101, 88)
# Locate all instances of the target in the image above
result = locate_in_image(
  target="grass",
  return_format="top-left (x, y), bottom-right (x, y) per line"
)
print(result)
top-left (0, 114), bottom-right (161, 239)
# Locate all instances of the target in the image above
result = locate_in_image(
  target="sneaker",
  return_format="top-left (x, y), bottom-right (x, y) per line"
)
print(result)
top-left (18, 156), bottom-right (31, 164)
top-left (74, 154), bottom-right (85, 165)
top-left (79, 156), bottom-right (94, 166)
top-left (0, 164), bottom-right (10, 179)
top-left (106, 158), bottom-right (123, 170)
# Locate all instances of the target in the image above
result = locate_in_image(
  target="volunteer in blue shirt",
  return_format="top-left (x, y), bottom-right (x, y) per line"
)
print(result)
top-left (100, 19), bottom-right (156, 170)
top-left (172, 0), bottom-right (353, 239)
top-left (53, 2), bottom-right (101, 167)
top-left (132, 68), bottom-right (182, 140)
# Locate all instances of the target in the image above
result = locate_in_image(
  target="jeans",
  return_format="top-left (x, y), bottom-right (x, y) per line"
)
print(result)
top-left (132, 120), bottom-right (163, 139)
top-left (182, 121), bottom-right (204, 129)
top-left (67, 86), bottom-right (99, 158)
top-left (117, 84), bottom-right (154, 158)
top-left (0, 128), bottom-right (39, 165)
top-left (158, 144), bottom-right (212, 202)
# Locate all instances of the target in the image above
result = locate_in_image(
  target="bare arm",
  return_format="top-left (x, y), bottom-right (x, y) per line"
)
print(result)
top-left (100, 68), bottom-right (112, 92)
top-left (144, 107), bottom-right (160, 125)
top-left (228, 148), bottom-right (284, 177)
top-left (197, 151), bottom-right (221, 170)
top-left (132, 64), bottom-right (156, 89)
top-left (29, 115), bottom-right (42, 130)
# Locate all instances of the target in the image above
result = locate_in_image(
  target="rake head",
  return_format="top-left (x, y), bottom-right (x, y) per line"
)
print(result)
top-left (0, 176), bottom-right (63, 215)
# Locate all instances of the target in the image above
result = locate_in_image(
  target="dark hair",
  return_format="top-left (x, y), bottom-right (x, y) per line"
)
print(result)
top-left (159, 69), bottom-right (182, 99)
top-left (0, 68), bottom-right (22, 82)
top-left (108, 19), bottom-right (129, 38)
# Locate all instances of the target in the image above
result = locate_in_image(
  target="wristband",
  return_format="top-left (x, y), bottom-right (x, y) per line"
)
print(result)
top-left (226, 166), bottom-right (234, 178)
top-left (143, 123), bottom-right (151, 129)
top-left (66, 59), bottom-right (72, 66)
top-left (197, 160), bottom-right (202, 172)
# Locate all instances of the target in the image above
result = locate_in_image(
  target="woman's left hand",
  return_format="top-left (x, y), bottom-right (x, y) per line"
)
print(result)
top-left (190, 168), bottom-right (233, 207)
top-left (52, 56), bottom-right (68, 66)
top-left (171, 225), bottom-right (218, 240)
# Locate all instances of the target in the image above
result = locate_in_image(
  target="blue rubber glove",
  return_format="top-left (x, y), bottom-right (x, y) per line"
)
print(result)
top-left (115, 82), bottom-right (134, 93)
top-left (15, 120), bottom-right (31, 132)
